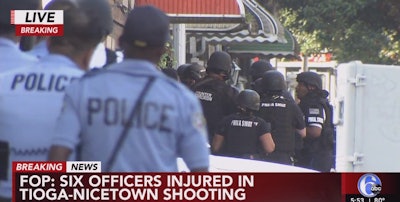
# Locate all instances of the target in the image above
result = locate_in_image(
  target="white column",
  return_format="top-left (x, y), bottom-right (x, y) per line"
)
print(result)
top-left (172, 24), bottom-right (186, 67)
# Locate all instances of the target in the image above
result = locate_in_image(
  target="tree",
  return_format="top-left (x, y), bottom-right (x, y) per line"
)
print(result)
top-left (258, 0), bottom-right (400, 64)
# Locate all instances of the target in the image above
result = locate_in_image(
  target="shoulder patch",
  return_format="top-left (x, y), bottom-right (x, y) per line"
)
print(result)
top-left (309, 108), bottom-right (320, 115)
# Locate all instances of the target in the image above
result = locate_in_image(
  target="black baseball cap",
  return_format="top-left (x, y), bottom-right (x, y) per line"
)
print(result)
top-left (120, 5), bottom-right (170, 48)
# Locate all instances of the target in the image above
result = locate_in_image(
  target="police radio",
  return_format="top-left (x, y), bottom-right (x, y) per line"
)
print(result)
top-left (0, 140), bottom-right (10, 180)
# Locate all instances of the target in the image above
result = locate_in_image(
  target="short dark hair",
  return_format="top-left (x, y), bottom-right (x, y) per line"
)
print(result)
top-left (49, 0), bottom-right (112, 52)
top-left (0, 0), bottom-right (40, 35)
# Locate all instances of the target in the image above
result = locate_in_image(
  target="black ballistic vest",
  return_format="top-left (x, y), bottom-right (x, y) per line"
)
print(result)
top-left (194, 77), bottom-right (237, 141)
top-left (300, 93), bottom-right (334, 152)
top-left (257, 94), bottom-right (295, 153)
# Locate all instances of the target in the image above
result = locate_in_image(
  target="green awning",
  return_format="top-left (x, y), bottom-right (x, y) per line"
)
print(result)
top-left (227, 29), bottom-right (299, 58)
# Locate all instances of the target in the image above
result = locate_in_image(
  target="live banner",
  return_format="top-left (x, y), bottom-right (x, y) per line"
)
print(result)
top-left (12, 162), bottom-right (400, 202)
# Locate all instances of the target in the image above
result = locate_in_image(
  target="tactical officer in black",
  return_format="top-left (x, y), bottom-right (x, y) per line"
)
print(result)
top-left (295, 71), bottom-right (335, 172)
top-left (212, 90), bottom-right (275, 160)
top-left (256, 71), bottom-right (306, 165)
top-left (248, 61), bottom-right (304, 161)
top-left (193, 51), bottom-right (238, 142)
top-left (248, 60), bottom-right (274, 94)
top-left (177, 63), bottom-right (190, 80)
top-left (180, 63), bottom-right (206, 90)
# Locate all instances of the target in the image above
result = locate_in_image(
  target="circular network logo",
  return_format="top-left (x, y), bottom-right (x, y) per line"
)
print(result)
top-left (357, 174), bottom-right (382, 198)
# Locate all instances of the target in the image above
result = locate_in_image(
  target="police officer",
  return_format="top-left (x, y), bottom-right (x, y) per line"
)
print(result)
top-left (28, 1), bottom-right (116, 70)
top-left (248, 60), bottom-right (274, 92)
top-left (27, 0), bottom-right (60, 59)
top-left (250, 60), bottom-right (274, 79)
top-left (0, 0), bottom-right (40, 180)
top-left (180, 62), bottom-right (206, 90)
top-left (0, 0), bottom-right (40, 73)
top-left (177, 63), bottom-right (190, 80)
top-left (248, 61), bottom-right (305, 162)
top-left (295, 71), bottom-right (335, 172)
top-left (193, 51), bottom-right (238, 142)
top-left (48, 5), bottom-right (210, 172)
top-left (0, 1), bottom-right (40, 200)
top-left (212, 89), bottom-right (275, 160)
top-left (0, 0), bottom-right (113, 200)
top-left (256, 71), bottom-right (306, 165)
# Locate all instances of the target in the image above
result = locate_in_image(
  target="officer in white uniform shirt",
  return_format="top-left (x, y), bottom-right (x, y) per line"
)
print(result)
top-left (0, 0), bottom-right (40, 74)
top-left (27, 1), bottom-right (66, 59)
top-left (0, 1), bottom-right (40, 201)
top-left (48, 5), bottom-right (210, 172)
top-left (28, 0), bottom-right (111, 69)
top-left (0, 0), bottom-right (113, 201)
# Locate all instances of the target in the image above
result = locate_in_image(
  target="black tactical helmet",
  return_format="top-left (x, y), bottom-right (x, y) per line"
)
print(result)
top-left (183, 63), bottom-right (206, 81)
top-left (177, 64), bottom-right (191, 78)
top-left (261, 70), bottom-right (286, 92)
top-left (296, 71), bottom-right (322, 89)
top-left (249, 60), bottom-right (274, 81)
top-left (237, 89), bottom-right (261, 111)
top-left (206, 51), bottom-right (232, 75)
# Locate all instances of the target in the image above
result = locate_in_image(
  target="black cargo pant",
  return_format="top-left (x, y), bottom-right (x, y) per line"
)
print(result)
top-left (263, 151), bottom-right (294, 165)
top-left (296, 149), bottom-right (333, 172)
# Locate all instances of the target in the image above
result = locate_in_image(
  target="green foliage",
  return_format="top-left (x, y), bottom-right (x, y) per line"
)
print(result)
top-left (158, 42), bottom-right (177, 69)
top-left (275, 0), bottom-right (400, 64)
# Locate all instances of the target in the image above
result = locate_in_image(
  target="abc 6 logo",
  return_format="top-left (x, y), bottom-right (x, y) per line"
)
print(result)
top-left (357, 174), bottom-right (382, 198)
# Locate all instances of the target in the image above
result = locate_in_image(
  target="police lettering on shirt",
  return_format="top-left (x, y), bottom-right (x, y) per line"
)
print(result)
top-left (261, 102), bottom-right (286, 108)
top-left (308, 116), bottom-right (324, 124)
top-left (10, 73), bottom-right (78, 92)
top-left (307, 107), bottom-right (325, 125)
top-left (195, 91), bottom-right (213, 101)
top-left (87, 98), bottom-right (173, 133)
top-left (230, 120), bottom-right (258, 127)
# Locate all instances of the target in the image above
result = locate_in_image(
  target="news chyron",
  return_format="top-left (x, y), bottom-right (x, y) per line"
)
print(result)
top-left (13, 162), bottom-right (252, 201)
top-left (10, 10), bottom-right (64, 36)
top-left (13, 162), bottom-right (101, 201)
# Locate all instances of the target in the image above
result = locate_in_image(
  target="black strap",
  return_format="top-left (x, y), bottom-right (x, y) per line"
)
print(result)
top-left (105, 76), bottom-right (156, 171)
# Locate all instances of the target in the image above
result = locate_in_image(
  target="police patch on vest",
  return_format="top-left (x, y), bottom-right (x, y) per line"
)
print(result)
top-left (308, 116), bottom-right (324, 124)
top-left (309, 108), bottom-right (320, 115)
top-left (195, 91), bottom-right (213, 101)
top-left (230, 120), bottom-right (255, 128)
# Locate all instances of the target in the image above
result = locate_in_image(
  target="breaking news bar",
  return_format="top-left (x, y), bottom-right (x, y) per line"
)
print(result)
top-left (12, 162), bottom-right (400, 202)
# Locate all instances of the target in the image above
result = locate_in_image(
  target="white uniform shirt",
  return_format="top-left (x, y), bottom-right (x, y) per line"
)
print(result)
top-left (0, 54), bottom-right (84, 198)
top-left (28, 40), bottom-right (108, 69)
top-left (27, 40), bottom-right (48, 59)
top-left (0, 37), bottom-right (37, 73)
